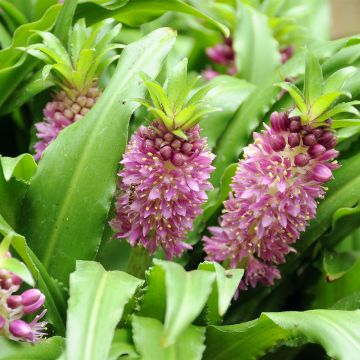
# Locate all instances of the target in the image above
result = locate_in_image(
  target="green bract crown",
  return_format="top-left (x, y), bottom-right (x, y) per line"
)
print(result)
top-left (277, 52), bottom-right (360, 129)
top-left (137, 58), bottom-right (220, 140)
top-left (20, 19), bottom-right (123, 97)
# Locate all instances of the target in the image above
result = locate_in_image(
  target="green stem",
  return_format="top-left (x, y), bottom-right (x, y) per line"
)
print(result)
top-left (126, 246), bottom-right (152, 279)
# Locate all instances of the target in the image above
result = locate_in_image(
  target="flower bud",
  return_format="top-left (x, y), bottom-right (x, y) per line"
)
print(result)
top-left (21, 289), bottom-right (42, 306)
top-left (24, 294), bottom-right (45, 314)
top-left (171, 139), bottom-right (182, 150)
top-left (312, 164), bottom-right (333, 182)
top-left (312, 128), bottom-right (324, 139)
top-left (9, 320), bottom-right (31, 339)
top-left (160, 145), bottom-right (172, 160)
top-left (318, 131), bottom-right (337, 149)
top-left (7, 295), bottom-right (22, 309)
top-left (182, 142), bottom-right (193, 155)
top-left (270, 135), bottom-right (286, 151)
top-left (294, 153), bottom-right (310, 167)
top-left (164, 132), bottom-right (174, 142)
top-left (270, 112), bottom-right (289, 132)
top-left (172, 153), bottom-right (185, 166)
top-left (303, 134), bottom-right (316, 146)
top-left (308, 144), bottom-right (326, 158)
top-left (289, 119), bottom-right (301, 133)
top-left (288, 133), bottom-right (300, 148)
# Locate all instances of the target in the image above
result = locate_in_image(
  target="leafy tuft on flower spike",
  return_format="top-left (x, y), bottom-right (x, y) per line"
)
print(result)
top-left (111, 59), bottom-right (218, 259)
top-left (20, 19), bottom-right (122, 160)
top-left (204, 52), bottom-right (360, 290)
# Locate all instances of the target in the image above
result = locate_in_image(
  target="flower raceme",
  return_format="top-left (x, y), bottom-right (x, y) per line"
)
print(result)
top-left (112, 59), bottom-right (218, 258)
top-left (22, 20), bottom-right (122, 160)
top-left (204, 112), bottom-right (339, 289)
top-left (0, 252), bottom-right (47, 342)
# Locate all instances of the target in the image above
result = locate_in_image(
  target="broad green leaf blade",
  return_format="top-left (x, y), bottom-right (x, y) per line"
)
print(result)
top-left (0, 215), bottom-right (67, 335)
top-left (303, 51), bottom-right (323, 107)
top-left (332, 119), bottom-right (360, 129)
top-left (75, 0), bottom-right (229, 37)
top-left (20, 28), bottom-right (176, 284)
top-left (54, 0), bottom-right (77, 45)
top-left (66, 261), bottom-right (143, 360)
top-left (132, 316), bottom-right (206, 360)
top-left (323, 67), bottom-right (358, 94)
top-left (205, 310), bottom-right (360, 360)
top-left (200, 76), bottom-right (255, 149)
top-left (0, 336), bottom-right (64, 360)
top-left (198, 262), bottom-right (243, 324)
top-left (0, 154), bottom-right (37, 182)
top-left (311, 92), bottom-right (345, 119)
top-left (323, 250), bottom-right (358, 282)
top-left (233, 3), bottom-right (280, 85)
top-left (153, 259), bottom-right (215, 346)
top-left (167, 58), bottom-right (188, 112)
top-left (109, 329), bottom-right (139, 360)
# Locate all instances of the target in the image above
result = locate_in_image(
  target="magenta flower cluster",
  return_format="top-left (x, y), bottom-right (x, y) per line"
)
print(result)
top-left (204, 112), bottom-right (338, 289)
top-left (0, 252), bottom-right (47, 342)
top-left (203, 37), bottom-right (236, 81)
top-left (112, 122), bottom-right (214, 259)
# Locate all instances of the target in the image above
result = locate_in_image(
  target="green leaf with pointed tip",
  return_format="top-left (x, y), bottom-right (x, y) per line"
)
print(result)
top-left (171, 128), bottom-right (187, 140)
top-left (198, 262), bottom-right (243, 325)
top-left (54, 0), bottom-right (77, 46)
top-left (205, 310), bottom-right (360, 360)
top-left (315, 101), bottom-right (360, 123)
top-left (132, 316), bottom-right (206, 360)
top-left (148, 107), bottom-right (173, 130)
top-left (174, 105), bottom-right (198, 128)
top-left (332, 119), bottom-right (360, 129)
top-left (323, 67), bottom-right (358, 94)
top-left (323, 250), bottom-right (358, 282)
top-left (144, 80), bottom-right (173, 116)
top-left (0, 154), bottom-right (37, 183)
top-left (181, 106), bottom-right (220, 130)
top-left (275, 82), bottom-right (307, 114)
top-left (0, 336), bottom-right (64, 360)
top-left (304, 51), bottom-right (323, 107)
top-left (65, 261), bottom-right (143, 360)
top-left (167, 58), bottom-right (188, 112)
top-left (20, 28), bottom-right (176, 285)
top-left (311, 92), bottom-right (347, 120)
top-left (75, 0), bottom-right (229, 37)
top-left (153, 259), bottom-right (215, 347)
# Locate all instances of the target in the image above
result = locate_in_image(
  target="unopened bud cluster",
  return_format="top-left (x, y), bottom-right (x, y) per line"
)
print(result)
top-left (0, 252), bottom-right (47, 342)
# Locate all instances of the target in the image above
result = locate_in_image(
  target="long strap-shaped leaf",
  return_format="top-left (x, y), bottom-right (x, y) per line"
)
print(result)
top-left (205, 310), bottom-right (360, 360)
top-left (65, 261), bottom-right (143, 360)
top-left (20, 28), bottom-right (176, 284)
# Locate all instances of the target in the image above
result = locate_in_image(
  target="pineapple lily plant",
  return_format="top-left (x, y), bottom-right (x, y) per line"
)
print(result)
top-left (0, 0), bottom-right (360, 359)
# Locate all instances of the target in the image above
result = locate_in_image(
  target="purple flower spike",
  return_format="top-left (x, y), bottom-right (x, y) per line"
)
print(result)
top-left (21, 289), bottom-right (42, 306)
top-left (112, 122), bottom-right (214, 259)
top-left (204, 112), bottom-right (339, 289)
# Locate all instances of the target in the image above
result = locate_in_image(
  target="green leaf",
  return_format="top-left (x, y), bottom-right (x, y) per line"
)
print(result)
top-left (323, 250), bottom-right (358, 282)
top-left (54, 0), bottom-right (78, 45)
top-left (65, 261), bottom-right (143, 360)
top-left (167, 58), bottom-right (188, 112)
top-left (0, 336), bottom-right (64, 360)
top-left (0, 4), bottom-right (61, 106)
top-left (109, 329), bottom-right (139, 360)
top-left (233, 3), bottom-right (280, 85)
top-left (332, 119), bottom-right (360, 129)
top-left (311, 92), bottom-right (346, 120)
top-left (303, 50), bottom-right (323, 107)
top-left (200, 76), bottom-right (255, 149)
top-left (0, 257), bottom-right (34, 286)
top-left (153, 259), bottom-right (215, 346)
top-left (0, 215), bottom-right (66, 335)
top-left (323, 67), bottom-right (358, 94)
top-left (0, 154), bottom-right (37, 182)
top-left (20, 28), bottom-right (176, 284)
top-left (75, 0), bottom-right (229, 37)
top-left (205, 310), bottom-right (360, 360)
top-left (198, 262), bottom-right (243, 325)
top-left (275, 82), bottom-right (307, 114)
top-left (0, 0), bottom-right (28, 27)
top-left (332, 291), bottom-right (360, 310)
top-left (132, 316), bottom-right (206, 360)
